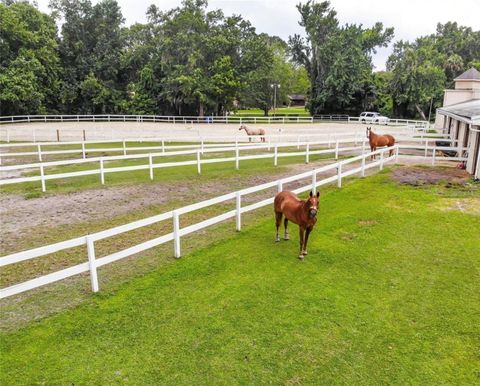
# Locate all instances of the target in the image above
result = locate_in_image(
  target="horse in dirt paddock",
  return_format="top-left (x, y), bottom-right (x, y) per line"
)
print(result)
top-left (274, 190), bottom-right (320, 260)
top-left (366, 126), bottom-right (395, 159)
top-left (239, 124), bottom-right (266, 142)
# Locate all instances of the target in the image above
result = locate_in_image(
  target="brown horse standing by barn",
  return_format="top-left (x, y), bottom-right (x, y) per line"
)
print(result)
top-left (239, 124), bottom-right (266, 142)
top-left (274, 190), bottom-right (320, 260)
top-left (366, 127), bottom-right (395, 159)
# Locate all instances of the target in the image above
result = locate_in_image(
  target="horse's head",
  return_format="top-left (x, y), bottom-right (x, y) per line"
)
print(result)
top-left (307, 191), bottom-right (320, 219)
top-left (239, 124), bottom-right (246, 131)
top-left (366, 126), bottom-right (372, 138)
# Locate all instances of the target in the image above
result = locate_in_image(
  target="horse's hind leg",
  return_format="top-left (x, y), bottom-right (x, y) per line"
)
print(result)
top-left (284, 218), bottom-right (289, 240)
top-left (275, 212), bottom-right (283, 242)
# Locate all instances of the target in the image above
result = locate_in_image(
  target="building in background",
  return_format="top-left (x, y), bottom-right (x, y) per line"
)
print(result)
top-left (435, 68), bottom-right (480, 179)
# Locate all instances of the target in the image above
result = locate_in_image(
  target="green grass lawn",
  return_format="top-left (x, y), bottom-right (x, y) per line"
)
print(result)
top-left (1, 171), bottom-right (479, 384)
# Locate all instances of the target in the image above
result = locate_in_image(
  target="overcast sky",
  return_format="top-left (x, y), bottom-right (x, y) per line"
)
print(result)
top-left (35, 0), bottom-right (479, 70)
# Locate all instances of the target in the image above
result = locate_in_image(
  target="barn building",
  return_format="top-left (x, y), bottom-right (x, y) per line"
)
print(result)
top-left (435, 68), bottom-right (480, 179)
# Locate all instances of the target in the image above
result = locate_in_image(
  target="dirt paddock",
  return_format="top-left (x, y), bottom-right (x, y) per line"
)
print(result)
top-left (391, 165), bottom-right (472, 185)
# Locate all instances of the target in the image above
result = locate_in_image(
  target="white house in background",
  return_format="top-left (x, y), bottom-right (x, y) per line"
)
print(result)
top-left (435, 68), bottom-right (480, 179)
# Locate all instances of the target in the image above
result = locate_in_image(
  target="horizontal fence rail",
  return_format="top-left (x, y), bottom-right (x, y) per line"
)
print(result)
top-left (0, 139), bottom-right (367, 191)
top-left (0, 137), bottom-right (466, 192)
top-left (1, 146), bottom-right (401, 299)
top-left (0, 131), bottom-right (449, 165)
top-left (0, 114), bottom-right (429, 127)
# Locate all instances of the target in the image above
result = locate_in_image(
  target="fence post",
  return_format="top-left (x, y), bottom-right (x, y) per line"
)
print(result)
top-left (274, 145), bottom-right (278, 166)
top-left (235, 143), bottom-right (240, 170)
top-left (337, 163), bottom-right (342, 188)
top-left (56, 129), bottom-right (60, 142)
top-left (100, 158), bottom-right (105, 184)
top-left (395, 146), bottom-right (399, 164)
top-left (335, 140), bottom-right (339, 160)
top-left (86, 236), bottom-right (99, 292)
top-left (432, 146), bottom-right (436, 166)
top-left (277, 180), bottom-right (283, 193)
top-left (161, 139), bottom-right (165, 153)
top-left (197, 151), bottom-right (201, 174)
top-left (40, 164), bottom-right (46, 192)
top-left (201, 138), bottom-right (204, 154)
top-left (37, 144), bottom-right (42, 161)
top-left (82, 141), bottom-right (86, 159)
top-left (361, 156), bottom-right (366, 177)
top-left (311, 171), bottom-right (317, 194)
top-left (236, 192), bottom-right (241, 231)
top-left (173, 210), bottom-right (181, 258)
top-left (380, 150), bottom-right (384, 170)
top-left (123, 140), bottom-right (127, 156)
top-left (306, 143), bottom-right (310, 163)
top-left (6, 128), bottom-right (9, 143)
top-left (149, 154), bottom-right (154, 180)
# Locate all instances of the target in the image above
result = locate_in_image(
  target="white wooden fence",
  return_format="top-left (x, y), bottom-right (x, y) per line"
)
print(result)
top-left (0, 146), bottom-right (400, 299)
top-left (0, 129), bottom-right (448, 166)
top-left (0, 139), bottom-right (364, 191)
top-left (0, 114), bottom-right (429, 127)
top-left (0, 137), bottom-right (465, 192)
top-left (0, 143), bottom-right (469, 300)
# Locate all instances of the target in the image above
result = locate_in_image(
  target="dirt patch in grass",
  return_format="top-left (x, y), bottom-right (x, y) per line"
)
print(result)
top-left (433, 197), bottom-right (480, 215)
top-left (358, 219), bottom-right (378, 226)
top-left (390, 166), bottom-right (471, 186)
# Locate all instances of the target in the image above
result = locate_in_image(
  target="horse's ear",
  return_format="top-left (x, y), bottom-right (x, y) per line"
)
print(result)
top-left (309, 191), bottom-right (313, 197)
top-left (316, 191), bottom-right (320, 198)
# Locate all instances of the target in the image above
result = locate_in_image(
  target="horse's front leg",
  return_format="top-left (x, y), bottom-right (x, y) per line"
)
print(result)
top-left (371, 146), bottom-right (375, 160)
top-left (303, 226), bottom-right (313, 255)
top-left (298, 226), bottom-right (305, 260)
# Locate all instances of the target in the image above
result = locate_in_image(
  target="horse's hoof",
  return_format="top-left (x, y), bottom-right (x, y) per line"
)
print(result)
top-left (275, 238), bottom-right (280, 243)
top-left (302, 251), bottom-right (308, 255)
top-left (284, 236), bottom-right (289, 241)
top-left (298, 255), bottom-right (304, 260)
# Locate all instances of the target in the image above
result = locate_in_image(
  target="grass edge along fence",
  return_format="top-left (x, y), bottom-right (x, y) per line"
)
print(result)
top-left (0, 146), bottom-right (398, 299)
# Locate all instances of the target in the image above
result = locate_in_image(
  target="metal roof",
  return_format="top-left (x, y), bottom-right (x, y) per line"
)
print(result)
top-left (437, 99), bottom-right (480, 125)
top-left (454, 68), bottom-right (480, 81)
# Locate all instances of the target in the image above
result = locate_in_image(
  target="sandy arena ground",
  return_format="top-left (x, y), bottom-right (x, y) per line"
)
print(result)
top-left (0, 121), bottom-right (413, 142)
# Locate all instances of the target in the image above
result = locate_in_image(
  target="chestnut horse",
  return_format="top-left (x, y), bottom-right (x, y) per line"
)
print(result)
top-left (366, 127), bottom-right (395, 160)
top-left (274, 190), bottom-right (320, 260)
top-left (239, 124), bottom-right (266, 142)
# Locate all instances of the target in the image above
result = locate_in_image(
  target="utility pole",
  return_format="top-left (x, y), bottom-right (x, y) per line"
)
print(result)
top-left (270, 83), bottom-right (280, 115)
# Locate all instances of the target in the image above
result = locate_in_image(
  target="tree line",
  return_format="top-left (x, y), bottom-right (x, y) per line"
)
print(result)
top-left (0, 0), bottom-right (479, 119)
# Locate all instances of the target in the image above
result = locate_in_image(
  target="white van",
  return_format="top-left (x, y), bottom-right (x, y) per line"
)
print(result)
top-left (359, 112), bottom-right (390, 124)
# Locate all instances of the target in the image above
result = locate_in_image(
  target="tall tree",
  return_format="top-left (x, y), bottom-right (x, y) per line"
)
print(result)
top-left (0, 1), bottom-right (61, 115)
top-left (289, 0), bottom-right (393, 115)
top-left (50, 0), bottom-right (125, 113)
top-left (386, 22), bottom-right (479, 119)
